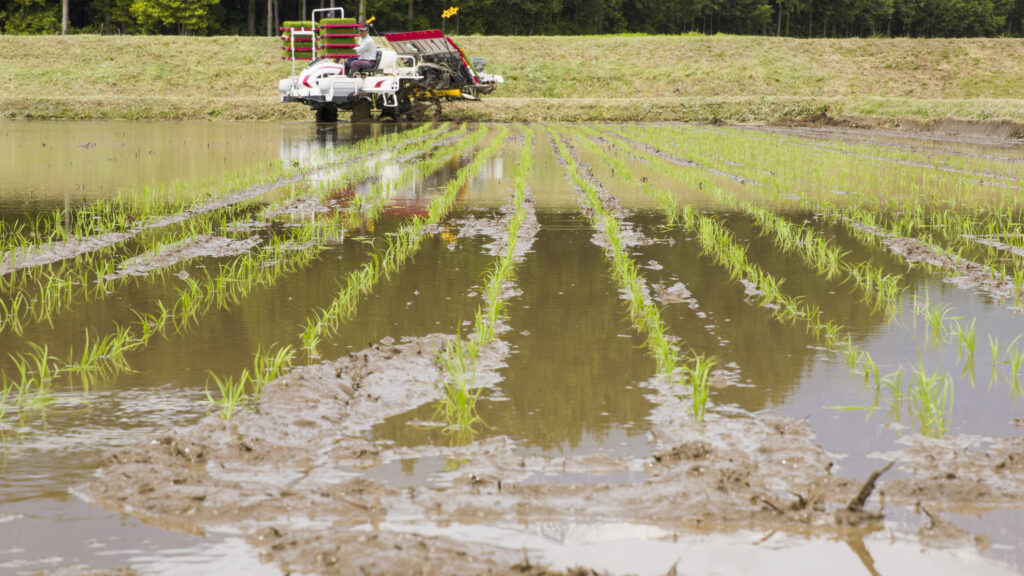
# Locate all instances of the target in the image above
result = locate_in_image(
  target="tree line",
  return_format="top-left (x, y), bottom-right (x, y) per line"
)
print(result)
top-left (2, 0), bottom-right (1022, 37)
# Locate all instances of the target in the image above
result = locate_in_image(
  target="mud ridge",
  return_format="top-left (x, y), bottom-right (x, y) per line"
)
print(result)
top-left (843, 217), bottom-right (1020, 304)
top-left (106, 235), bottom-right (262, 279)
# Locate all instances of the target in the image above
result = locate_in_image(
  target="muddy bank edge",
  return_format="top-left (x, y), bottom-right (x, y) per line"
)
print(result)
top-left (3, 96), bottom-right (1023, 138)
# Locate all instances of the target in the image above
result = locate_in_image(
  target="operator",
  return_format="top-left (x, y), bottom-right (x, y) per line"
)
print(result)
top-left (345, 25), bottom-right (377, 75)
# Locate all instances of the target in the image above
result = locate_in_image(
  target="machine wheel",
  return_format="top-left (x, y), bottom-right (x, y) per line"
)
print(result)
top-left (351, 99), bottom-right (372, 123)
top-left (315, 106), bottom-right (338, 123)
top-left (379, 106), bottom-right (400, 122)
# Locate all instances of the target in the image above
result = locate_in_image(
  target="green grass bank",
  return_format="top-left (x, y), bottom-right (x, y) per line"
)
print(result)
top-left (2, 34), bottom-right (1024, 131)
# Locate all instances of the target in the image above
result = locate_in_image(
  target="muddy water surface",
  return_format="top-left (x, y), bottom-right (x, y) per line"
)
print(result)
top-left (2, 122), bottom-right (1024, 575)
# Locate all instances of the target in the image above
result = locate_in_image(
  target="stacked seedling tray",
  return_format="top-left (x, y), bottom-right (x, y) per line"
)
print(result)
top-left (318, 17), bottom-right (358, 60)
top-left (281, 20), bottom-right (315, 61)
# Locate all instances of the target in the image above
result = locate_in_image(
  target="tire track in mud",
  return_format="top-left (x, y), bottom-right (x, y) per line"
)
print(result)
top-left (0, 124), bottom-right (448, 277)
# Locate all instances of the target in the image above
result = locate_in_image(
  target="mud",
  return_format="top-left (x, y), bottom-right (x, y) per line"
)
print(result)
top-left (79, 319), bottom-right (1024, 575)
top-left (879, 434), bottom-right (1024, 513)
top-left (963, 234), bottom-right (1024, 260)
top-left (106, 235), bottom-right (262, 279)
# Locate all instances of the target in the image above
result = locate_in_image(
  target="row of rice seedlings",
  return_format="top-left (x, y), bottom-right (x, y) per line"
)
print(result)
top-left (826, 202), bottom-right (1024, 307)
top-left (616, 126), bottom-right (969, 435)
top-left (436, 130), bottom-right (534, 437)
top-left (0, 123), bottom-right (447, 272)
top-left (299, 125), bottom-right (504, 358)
top-left (342, 123), bottom-right (476, 227)
top-left (598, 129), bottom-right (909, 320)
top-left (549, 127), bottom-right (688, 400)
top-left (1, 343), bottom-right (61, 416)
top-left (302, 123), bottom-right (454, 206)
top-left (572, 126), bottom-right (679, 224)
top-left (0, 126), bottom-right (456, 337)
top-left (0, 199), bottom-right (261, 336)
top-left (624, 125), bottom-right (1024, 300)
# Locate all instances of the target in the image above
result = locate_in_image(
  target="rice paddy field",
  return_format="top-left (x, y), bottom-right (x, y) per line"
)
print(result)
top-left (2, 120), bottom-right (1024, 575)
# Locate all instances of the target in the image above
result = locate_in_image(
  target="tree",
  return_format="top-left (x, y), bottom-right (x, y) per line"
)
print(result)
top-left (130, 0), bottom-right (219, 33)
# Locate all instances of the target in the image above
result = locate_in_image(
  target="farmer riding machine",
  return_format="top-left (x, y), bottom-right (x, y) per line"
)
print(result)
top-left (278, 8), bottom-right (502, 122)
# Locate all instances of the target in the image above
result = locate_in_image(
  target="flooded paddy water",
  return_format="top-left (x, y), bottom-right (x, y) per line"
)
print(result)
top-left (1, 120), bottom-right (1023, 575)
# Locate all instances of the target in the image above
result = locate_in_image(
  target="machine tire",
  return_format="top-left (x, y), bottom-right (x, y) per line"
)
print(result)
top-left (351, 99), bottom-right (372, 123)
top-left (315, 106), bottom-right (338, 123)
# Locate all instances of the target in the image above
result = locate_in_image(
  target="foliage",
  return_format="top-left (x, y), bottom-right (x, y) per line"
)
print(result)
top-left (1, 0), bottom-right (1022, 36)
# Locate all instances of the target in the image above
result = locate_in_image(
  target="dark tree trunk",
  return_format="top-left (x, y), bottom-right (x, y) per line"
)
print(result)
top-left (777, 0), bottom-right (783, 36)
top-left (408, 0), bottom-right (414, 28)
top-left (267, 0), bottom-right (272, 35)
top-left (248, 0), bottom-right (256, 35)
top-left (62, 0), bottom-right (69, 34)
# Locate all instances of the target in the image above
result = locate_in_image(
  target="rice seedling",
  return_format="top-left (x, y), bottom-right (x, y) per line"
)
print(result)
top-left (434, 334), bottom-right (483, 434)
top-left (250, 344), bottom-right (295, 401)
top-left (910, 361), bottom-right (954, 438)
top-left (206, 370), bottom-right (249, 420)
top-left (954, 318), bottom-right (977, 377)
top-left (687, 353), bottom-right (716, 422)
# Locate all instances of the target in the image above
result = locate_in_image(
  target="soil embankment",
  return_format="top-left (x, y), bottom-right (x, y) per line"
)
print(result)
top-left (1, 35), bottom-right (1024, 132)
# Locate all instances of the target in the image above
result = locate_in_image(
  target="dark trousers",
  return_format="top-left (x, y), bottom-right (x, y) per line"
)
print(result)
top-left (346, 59), bottom-right (375, 74)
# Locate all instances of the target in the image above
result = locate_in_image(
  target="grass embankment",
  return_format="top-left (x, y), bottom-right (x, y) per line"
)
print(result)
top-left (2, 34), bottom-right (1023, 128)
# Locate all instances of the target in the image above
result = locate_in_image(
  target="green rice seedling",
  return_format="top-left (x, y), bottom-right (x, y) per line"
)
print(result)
top-left (0, 373), bottom-right (12, 421)
top-left (883, 367), bottom-right (906, 420)
top-left (954, 318), bottom-right (977, 372)
top-left (687, 353), bottom-right (717, 422)
top-left (250, 344), bottom-right (295, 401)
top-left (910, 361), bottom-right (954, 438)
top-left (435, 335), bottom-right (483, 434)
top-left (0, 292), bottom-right (28, 335)
top-left (206, 369), bottom-right (250, 420)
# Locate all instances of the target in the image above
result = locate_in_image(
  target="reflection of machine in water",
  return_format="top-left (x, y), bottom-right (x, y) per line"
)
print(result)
top-left (278, 123), bottom-right (433, 218)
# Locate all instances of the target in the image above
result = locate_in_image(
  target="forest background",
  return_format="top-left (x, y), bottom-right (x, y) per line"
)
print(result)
top-left (3, 0), bottom-right (1024, 38)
